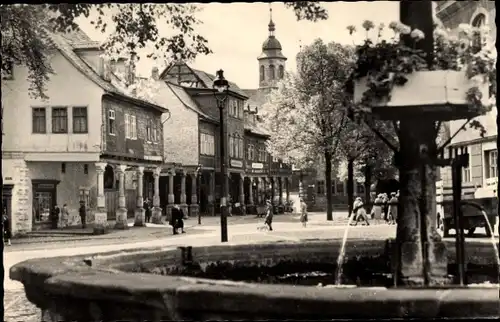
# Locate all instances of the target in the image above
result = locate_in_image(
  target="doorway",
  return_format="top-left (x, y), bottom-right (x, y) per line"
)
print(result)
top-left (3, 184), bottom-right (13, 235)
top-left (32, 179), bottom-right (59, 230)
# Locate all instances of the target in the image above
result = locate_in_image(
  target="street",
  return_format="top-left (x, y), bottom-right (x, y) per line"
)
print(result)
top-left (3, 212), bottom-right (497, 322)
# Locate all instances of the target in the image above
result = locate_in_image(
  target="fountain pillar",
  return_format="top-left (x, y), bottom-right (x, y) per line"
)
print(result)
top-left (390, 0), bottom-right (448, 286)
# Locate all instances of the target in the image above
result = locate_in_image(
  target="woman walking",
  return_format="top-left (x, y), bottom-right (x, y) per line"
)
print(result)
top-left (299, 197), bottom-right (308, 228)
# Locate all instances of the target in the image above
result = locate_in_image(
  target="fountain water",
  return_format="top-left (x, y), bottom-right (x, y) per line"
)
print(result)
top-left (334, 211), bottom-right (356, 284)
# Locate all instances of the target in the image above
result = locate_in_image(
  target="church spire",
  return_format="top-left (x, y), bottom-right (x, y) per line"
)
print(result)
top-left (268, 5), bottom-right (275, 36)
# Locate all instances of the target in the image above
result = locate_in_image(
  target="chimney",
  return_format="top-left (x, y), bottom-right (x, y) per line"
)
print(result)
top-left (127, 52), bottom-right (137, 86)
top-left (151, 67), bottom-right (159, 80)
top-left (99, 57), bottom-right (108, 81)
top-left (244, 105), bottom-right (251, 123)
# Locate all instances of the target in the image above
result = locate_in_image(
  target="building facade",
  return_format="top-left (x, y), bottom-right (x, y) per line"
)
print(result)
top-left (435, 0), bottom-right (497, 201)
top-left (2, 29), bottom-right (171, 235)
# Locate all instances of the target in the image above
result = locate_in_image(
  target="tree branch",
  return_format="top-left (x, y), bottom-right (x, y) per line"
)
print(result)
top-left (437, 118), bottom-right (472, 153)
top-left (364, 122), bottom-right (399, 153)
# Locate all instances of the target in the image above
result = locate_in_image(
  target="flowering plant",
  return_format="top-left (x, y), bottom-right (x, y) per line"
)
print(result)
top-left (348, 20), bottom-right (496, 115)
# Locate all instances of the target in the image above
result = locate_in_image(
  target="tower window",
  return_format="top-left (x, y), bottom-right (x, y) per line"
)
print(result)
top-left (260, 65), bottom-right (265, 81)
top-left (269, 65), bottom-right (276, 80)
top-left (278, 65), bottom-right (284, 79)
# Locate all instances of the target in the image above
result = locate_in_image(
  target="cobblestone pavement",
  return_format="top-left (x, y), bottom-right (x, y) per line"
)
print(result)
top-left (4, 289), bottom-right (39, 322)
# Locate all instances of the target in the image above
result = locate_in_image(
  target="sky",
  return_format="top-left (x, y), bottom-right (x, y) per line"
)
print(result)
top-left (77, 2), bottom-right (402, 89)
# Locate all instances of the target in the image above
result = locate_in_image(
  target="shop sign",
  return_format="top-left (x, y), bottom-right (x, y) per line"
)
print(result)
top-left (230, 160), bottom-right (243, 168)
top-left (252, 163), bottom-right (264, 169)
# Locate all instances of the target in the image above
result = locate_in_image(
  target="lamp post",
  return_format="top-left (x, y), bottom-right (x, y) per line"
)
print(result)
top-left (196, 164), bottom-right (202, 225)
top-left (213, 69), bottom-right (230, 243)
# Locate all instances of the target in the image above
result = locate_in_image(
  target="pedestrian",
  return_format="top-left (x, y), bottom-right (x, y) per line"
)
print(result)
top-left (51, 205), bottom-right (60, 229)
top-left (381, 193), bottom-right (389, 222)
top-left (144, 198), bottom-right (152, 223)
top-left (351, 197), bottom-right (370, 226)
top-left (371, 194), bottom-right (383, 220)
top-left (299, 197), bottom-right (308, 228)
top-left (170, 204), bottom-right (185, 235)
top-left (79, 200), bottom-right (87, 229)
top-left (60, 204), bottom-right (69, 228)
top-left (388, 192), bottom-right (399, 225)
top-left (3, 207), bottom-right (11, 246)
top-left (264, 199), bottom-right (274, 231)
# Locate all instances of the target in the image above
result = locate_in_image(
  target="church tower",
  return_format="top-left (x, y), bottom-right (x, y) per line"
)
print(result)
top-left (258, 7), bottom-right (287, 90)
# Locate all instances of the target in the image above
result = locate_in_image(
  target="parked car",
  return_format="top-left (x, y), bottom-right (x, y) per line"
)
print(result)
top-left (437, 197), bottom-right (497, 238)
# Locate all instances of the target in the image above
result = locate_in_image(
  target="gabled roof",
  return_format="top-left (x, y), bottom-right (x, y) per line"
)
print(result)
top-left (49, 31), bottom-right (167, 113)
top-left (165, 82), bottom-right (217, 122)
top-left (245, 121), bottom-right (270, 137)
top-left (159, 61), bottom-right (249, 99)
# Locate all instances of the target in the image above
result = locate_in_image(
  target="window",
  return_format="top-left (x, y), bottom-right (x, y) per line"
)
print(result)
top-left (33, 191), bottom-right (53, 223)
top-left (485, 149), bottom-right (498, 179)
top-left (471, 13), bottom-right (486, 53)
top-left (336, 181), bottom-right (345, 195)
top-left (278, 65), bottom-right (284, 79)
top-left (2, 60), bottom-right (13, 80)
top-left (260, 65), bottom-right (265, 81)
top-left (125, 113), bottom-right (137, 139)
top-left (238, 137), bottom-right (244, 158)
top-left (200, 133), bottom-right (215, 156)
top-left (247, 144), bottom-right (255, 161)
top-left (32, 107), bottom-right (46, 133)
top-left (269, 65), bottom-right (276, 80)
top-left (72, 107), bottom-right (88, 133)
top-left (460, 146), bottom-right (471, 182)
top-left (317, 180), bottom-right (325, 194)
top-left (52, 107), bottom-right (68, 133)
top-left (108, 110), bottom-right (116, 135)
top-left (229, 135), bottom-right (234, 157)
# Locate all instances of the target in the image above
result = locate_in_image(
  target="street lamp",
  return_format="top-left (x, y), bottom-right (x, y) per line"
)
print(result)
top-left (196, 164), bottom-right (202, 225)
top-left (213, 69), bottom-right (230, 243)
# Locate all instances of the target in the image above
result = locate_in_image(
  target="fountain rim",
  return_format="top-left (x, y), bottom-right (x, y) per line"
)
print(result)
top-left (9, 239), bottom-right (500, 319)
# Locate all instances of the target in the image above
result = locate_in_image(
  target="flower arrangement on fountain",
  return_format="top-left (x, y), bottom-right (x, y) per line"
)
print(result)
top-left (347, 20), bottom-right (496, 121)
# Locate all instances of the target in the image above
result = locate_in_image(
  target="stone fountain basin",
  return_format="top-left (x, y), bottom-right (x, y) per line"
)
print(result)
top-left (10, 239), bottom-right (500, 320)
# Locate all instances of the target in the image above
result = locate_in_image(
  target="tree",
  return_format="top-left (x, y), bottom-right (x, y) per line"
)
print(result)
top-left (1, 3), bottom-right (328, 100)
top-left (262, 39), bottom-right (355, 221)
top-left (337, 118), bottom-right (397, 215)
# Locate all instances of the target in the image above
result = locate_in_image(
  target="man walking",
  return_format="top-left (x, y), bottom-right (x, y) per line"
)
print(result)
top-left (79, 200), bottom-right (87, 229)
top-left (170, 204), bottom-right (185, 235)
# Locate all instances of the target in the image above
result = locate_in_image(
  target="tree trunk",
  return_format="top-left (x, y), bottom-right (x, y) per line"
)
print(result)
top-left (397, 119), bottom-right (446, 286)
top-left (347, 158), bottom-right (354, 217)
top-left (364, 163), bottom-right (372, 208)
top-left (325, 151), bottom-right (333, 221)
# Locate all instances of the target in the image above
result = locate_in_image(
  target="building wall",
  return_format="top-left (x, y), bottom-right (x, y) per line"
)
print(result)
top-left (190, 94), bottom-right (246, 171)
top-left (199, 120), bottom-right (217, 169)
top-left (2, 154), bottom-right (32, 234)
top-left (437, 0), bottom-right (497, 192)
top-left (159, 86), bottom-right (199, 166)
top-left (102, 96), bottom-right (163, 159)
top-left (1, 50), bottom-right (103, 154)
top-left (2, 156), bottom-right (98, 235)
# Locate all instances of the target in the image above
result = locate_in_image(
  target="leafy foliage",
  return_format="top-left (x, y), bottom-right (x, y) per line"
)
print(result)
top-left (283, 1), bottom-right (328, 22)
top-left (349, 20), bottom-right (496, 122)
top-left (261, 39), bottom-right (355, 167)
top-left (1, 3), bottom-right (330, 100)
